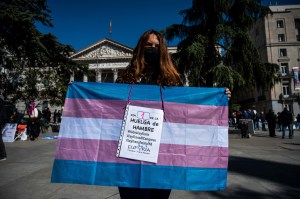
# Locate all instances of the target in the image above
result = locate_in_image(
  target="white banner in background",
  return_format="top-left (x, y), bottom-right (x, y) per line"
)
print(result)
top-left (293, 67), bottom-right (300, 90)
top-left (2, 123), bottom-right (17, 142)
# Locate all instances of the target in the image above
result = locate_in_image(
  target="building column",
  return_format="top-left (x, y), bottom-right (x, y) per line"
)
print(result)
top-left (113, 69), bottom-right (118, 82)
top-left (96, 69), bottom-right (102, 82)
top-left (83, 74), bottom-right (88, 82)
top-left (70, 72), bottom-right (74, 81)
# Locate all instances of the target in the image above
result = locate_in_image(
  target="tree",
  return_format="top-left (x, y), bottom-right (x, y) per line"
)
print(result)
top-left (163, 0), bottom-right (279, 92)
top-left (0, 0), bottom-right (87, 106)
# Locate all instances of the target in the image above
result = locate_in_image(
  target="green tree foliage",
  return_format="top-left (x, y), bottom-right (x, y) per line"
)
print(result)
top-left (164, 0), bottom-right (279, 92)
top-left (0, 0), bottom-right (87, 105)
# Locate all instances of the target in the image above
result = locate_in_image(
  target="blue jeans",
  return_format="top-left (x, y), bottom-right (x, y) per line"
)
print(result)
top-left (262, 122), bottom-right (266, 130)
top-left (282, 124), bottom-right (293, 138)
top-left (254, 120), bottom-right (259, 129)
top-left (296, 122), bottom-right (300, 129)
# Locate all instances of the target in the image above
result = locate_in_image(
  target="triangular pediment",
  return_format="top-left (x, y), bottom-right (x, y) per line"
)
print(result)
top-left (70, 38), bottom-right (133, 60)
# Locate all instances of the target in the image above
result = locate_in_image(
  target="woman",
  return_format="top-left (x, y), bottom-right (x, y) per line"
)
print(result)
top-left (68, 29), bottom-right (231, 198)
top-left (116, 29), bottom-right (181, 86)
top-left (116, 29), bottom-right (231, 199)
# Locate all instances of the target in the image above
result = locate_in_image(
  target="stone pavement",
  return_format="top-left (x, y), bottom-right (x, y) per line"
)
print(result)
top-left (0, 128), bottom-right (300, 199)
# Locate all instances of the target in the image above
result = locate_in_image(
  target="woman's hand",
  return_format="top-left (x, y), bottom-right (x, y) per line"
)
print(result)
top-left (225, 88), bottom-right (231, 101)
top-left (68, 81), bottom-right (73, 86)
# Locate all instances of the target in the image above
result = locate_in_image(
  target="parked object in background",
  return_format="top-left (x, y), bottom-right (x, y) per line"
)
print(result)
top-left (50, 123), bottom-right (60, 133)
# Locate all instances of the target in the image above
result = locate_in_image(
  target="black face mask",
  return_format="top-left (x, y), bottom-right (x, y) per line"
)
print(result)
top-left (144, 48), bottom-right (160, 67)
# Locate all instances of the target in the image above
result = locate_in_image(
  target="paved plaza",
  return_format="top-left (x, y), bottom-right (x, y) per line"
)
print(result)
top-left (0, 128), bottom-right (300, 199)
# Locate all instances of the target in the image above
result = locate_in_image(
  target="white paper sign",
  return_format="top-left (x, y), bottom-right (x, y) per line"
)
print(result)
top-left (2, 123), bottom-right (17, 142)
top-left (116, 105), bottom-right (164, 163)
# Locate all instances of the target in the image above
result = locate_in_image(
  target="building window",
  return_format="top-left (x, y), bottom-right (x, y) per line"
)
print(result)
top-left (281, 63), bottom-right (289, 76)
top-left (101, 70), bottom-right (114, 82)
top-left (87, 70), bottom-right (96, 82)
top-left (279, 48), bottom-right (287, 57)
top-left (117, 69), bottom-right (125, 77)
top-left (282, 82), bottom-right (290, 97)
top-left (74, 71), bottom-right (83, 82)
top-left (295, 19), bottom-right (300, 29)
top-left (277, 20), bottom-right (284, 28)
top-left (278, 34), bottom-right (285, 42)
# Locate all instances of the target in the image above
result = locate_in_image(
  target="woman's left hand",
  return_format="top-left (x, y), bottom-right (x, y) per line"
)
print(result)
top-left (225, 88), bottom-right (231, 101)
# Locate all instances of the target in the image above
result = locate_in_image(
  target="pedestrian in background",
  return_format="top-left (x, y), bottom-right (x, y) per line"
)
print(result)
top-left (280, 108), bottom-right (293, 139)
top-left (276, 112), bottom-right (282, 132)
top-left (45, 108), bottom-right (51, 122)
top-left (53, 109), bottom-right (58, 123)
top-left (27, 101), bottom-right (40, 141)
top-left (0, 98), bottom-right (7, 161)
top-left (260, 111), bottom-right (267, 131)
top-left (265, 109), bottom-right (277, 137)
top-left (235, 109), bottom-right (242, 128)
top-left (241, 120), bottom-right (249, 138)
top-left (296, 113), bottom-right (300, 129)
top-left (254, 111), bottom-right (260, 130)
top-left (57, 110), bottom-right (62, 123)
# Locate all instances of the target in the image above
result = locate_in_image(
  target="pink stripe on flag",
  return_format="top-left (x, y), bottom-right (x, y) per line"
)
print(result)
top-left (55, 138), bottom-right (228, 168)
top-left (63, 98), bottom-right (228, 126)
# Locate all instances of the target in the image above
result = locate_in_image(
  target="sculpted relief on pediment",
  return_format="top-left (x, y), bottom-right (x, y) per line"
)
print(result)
top-left (81, 45), bottom-right (132, 59)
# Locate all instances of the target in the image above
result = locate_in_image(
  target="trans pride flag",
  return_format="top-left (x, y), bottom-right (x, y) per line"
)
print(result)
top-left (51, 82), bottom-right (228, 191)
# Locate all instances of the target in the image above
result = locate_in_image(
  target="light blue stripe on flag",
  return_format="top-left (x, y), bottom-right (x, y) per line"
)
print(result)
top-left (66, 82), bottom-right (228, 106)
top-left (51, 160), bottom-right (227, 191)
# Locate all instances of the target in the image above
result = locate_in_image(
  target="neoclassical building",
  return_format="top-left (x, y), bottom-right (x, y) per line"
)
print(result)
top-left (69, 38), bottom-right (133, 83)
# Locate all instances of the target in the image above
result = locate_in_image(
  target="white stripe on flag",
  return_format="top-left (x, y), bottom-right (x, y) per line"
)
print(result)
top-left (59, 117), bottom-right (228, 147)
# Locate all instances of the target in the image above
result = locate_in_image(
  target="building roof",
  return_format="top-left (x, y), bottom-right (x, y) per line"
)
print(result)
top-left (269, 4), bottom-right (300, 12)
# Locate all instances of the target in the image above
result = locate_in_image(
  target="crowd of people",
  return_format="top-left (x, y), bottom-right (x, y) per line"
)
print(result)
top-left (1, 100), bottom-right (63, 141)
top-left (0, 98), bottom-right (64, 161)
top-left (41, 108), bottom-right (62, 124)
top-left (229, 106), bottom-right (296, 139)
top-left (26, 104), bottom-right (63, 140)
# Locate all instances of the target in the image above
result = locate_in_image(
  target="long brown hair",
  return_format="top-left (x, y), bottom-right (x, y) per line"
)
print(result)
top-left (117, 30), bottom-right (181, 86)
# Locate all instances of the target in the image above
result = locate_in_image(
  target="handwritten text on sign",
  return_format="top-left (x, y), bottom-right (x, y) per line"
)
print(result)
top-left (118, 105), bottom-right (164, 163)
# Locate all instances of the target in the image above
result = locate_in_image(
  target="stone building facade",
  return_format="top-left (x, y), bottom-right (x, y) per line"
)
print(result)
top-left (246, 4), bottom-right (300, 115)
top-left (69, 38), bottom-right (133, 83)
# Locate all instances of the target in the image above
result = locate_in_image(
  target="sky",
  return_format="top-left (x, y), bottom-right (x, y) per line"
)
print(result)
top-left (36, 0), bottom-right (300, 51)
top-left (37, 0), bottom-right (192, 50)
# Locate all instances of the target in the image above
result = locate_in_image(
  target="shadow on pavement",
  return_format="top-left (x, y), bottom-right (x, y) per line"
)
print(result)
top-left (189, 187), bottom-right (299, 199)
top-left (181, 156), bottom-right (300, 199)
top-left (229, 156), bottom-right (300, 188)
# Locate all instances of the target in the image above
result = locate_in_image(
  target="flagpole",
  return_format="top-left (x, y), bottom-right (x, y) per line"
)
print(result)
top-left (109, 19), bottom-right (112, 39)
